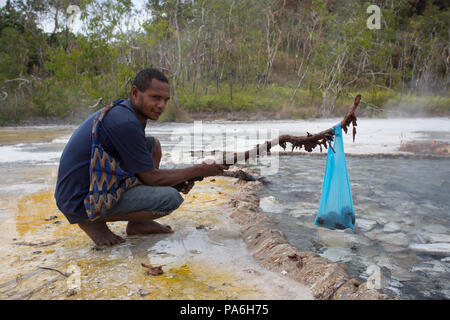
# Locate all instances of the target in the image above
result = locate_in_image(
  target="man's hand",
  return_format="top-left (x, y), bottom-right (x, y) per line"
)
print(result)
top-left (195, 160), bottom-right (229, 177)
top-left (137, 160), bottom-right (229, 190)
top-left (173, 160), bottom-right (228, 195)
top-left (173, 180), bottom-right (195, 194)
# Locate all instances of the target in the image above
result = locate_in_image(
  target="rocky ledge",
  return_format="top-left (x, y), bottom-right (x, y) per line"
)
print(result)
top-left (398, 140), bottom-right (450, 157)
top-left (228, 170), bottom-right (387, 300)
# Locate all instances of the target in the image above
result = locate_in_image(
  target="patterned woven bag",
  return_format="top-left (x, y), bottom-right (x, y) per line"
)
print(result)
top-left (84, 100), bottom-right (141, 220)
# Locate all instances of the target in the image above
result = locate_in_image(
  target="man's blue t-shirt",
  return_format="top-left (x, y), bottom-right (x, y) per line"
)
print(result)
top-left (54, 99), bottom-right (154, 224)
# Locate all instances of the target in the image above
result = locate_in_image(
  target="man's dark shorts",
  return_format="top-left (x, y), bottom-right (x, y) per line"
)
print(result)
top-left (103, 136), bottom-right (184, 219)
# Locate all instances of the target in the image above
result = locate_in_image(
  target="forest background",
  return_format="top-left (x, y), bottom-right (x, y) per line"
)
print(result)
top-left (0, 0), bottom-right (448, 124)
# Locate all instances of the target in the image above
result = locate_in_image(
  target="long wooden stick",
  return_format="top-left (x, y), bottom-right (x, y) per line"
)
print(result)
top-left (177, 95), bottom-right (361, 184)
top-left (221, 94), bottom-right (361, 164)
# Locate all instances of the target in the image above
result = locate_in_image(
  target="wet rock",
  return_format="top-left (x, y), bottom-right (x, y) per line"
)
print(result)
top-left (66, 289), bottom-right (77, 297)
top-left (243, 268), bottom-right (261, 275)
top-left (355, 219), bottom-right (377, 232)
top-left (422, 233), bottom-right (450, 244)
top-left (374, 217), bottom-right (388, 226)
top-left (317, 230), bottom-right (361, 247)
top-left (259, 196), bottom-right (284, 214)
top-left (138, 289), bottom-right (150, 297)
top-left (381, 243), bottom-right (406, 253)
top-left (386, 281), bottom-right (404, 295)
top-left (409, 232), bottom-right (425, 244)
top-left (398, 140), bottom-right (450, 156)
top-left (422, 224), bottom-right (448, 234)
top-left (383, 222), bottom-right (401, 233)
top-left (395, 217), bottom-right (415, 226)
top-left (196, 225), bottom-right (212, 231)
top-left (361, 189), bottom-right (377, 198)
top-left (289, 191), bottom-right (318, 201)
top-left (374, 233), bottom-right (409, 247)
top-left (236, 201), bottom-right (259, 212)
top-left (321, 247), bottom-right (354, 263)
top-left (229, 179), bottom-right (386, 300)
top-left (333, 279), bottom-right (360, 300)
top-left (363, 229), bottom-right (383, 242)
top-left (294, 255), bottom-right (350, 299)
top-left (349, 283), bottom-right (388, 300)
top-left (408, 243), bottom-right (450, 256)
top-left (411, 260), bottom-right (449, 274)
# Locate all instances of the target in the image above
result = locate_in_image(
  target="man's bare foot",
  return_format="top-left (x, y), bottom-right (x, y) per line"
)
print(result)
top-left (126, 220), bottom-right (174, 236)
top-left (78, 220), bottom-right (125, 246)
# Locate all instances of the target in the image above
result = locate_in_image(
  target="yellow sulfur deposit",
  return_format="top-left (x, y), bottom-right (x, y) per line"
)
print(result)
top-left (0, 176), bottom-right (307, 300)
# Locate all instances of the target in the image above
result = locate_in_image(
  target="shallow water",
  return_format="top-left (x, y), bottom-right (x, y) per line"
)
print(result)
top-left (1, 117), bottom-right (449, 299)
top-left (255, 155), bottom-right (450, 299)
top-left (0, 175), bottom-right (312, 300)
top-left (0, 126), bottom-right (312, 300)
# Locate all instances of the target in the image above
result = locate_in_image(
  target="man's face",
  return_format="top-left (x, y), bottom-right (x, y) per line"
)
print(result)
top-left (131, 79), bottom-right (170, 122)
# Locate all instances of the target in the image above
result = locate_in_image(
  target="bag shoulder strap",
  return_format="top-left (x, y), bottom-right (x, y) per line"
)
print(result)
top-left (91, 99), bottom-right (129, 138)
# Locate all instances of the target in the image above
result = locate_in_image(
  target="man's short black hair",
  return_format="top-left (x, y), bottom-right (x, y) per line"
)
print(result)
top-left (131, 68), bottom-right (169, 93)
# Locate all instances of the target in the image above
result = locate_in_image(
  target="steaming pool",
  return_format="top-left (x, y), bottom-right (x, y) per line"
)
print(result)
top-left (0, 117), bottom-right (449, 299)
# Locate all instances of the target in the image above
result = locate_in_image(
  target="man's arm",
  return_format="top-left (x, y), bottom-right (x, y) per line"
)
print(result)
top-left (136, 162), bottom-right (228, 187)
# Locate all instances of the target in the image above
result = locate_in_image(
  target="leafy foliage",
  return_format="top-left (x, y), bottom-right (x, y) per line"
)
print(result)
top-left (0, 0), bottom-right (448, 124)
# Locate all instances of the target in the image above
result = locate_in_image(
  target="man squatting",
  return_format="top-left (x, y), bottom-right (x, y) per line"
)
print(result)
top-left (54, 68), bottom-right (228, 246)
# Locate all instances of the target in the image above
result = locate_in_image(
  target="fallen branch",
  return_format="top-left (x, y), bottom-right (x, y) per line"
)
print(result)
top-left (217, 94), bottom-right (360, 164)
top-left (38, 267), bottom-right (69, 278)
top-left (182, 95), bottom-right (360, 185)
top-left (15, 275), bottom-right (62, 300)
top-left (177, 169), bottom-right (262, 184)
top-left (221, 169), bottom-right (259, 181)
top-left (0, 261), bottom-right (70, 289)
top-left (1, 78), bottom-right (31, 87)
top-left (13, 239), bottom-right (65, 247)
top-left (399, 140), bottom-right (450, 156)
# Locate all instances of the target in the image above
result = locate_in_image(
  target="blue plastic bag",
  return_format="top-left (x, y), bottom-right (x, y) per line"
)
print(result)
top-left (314, 123), bottom-right (355, 230)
